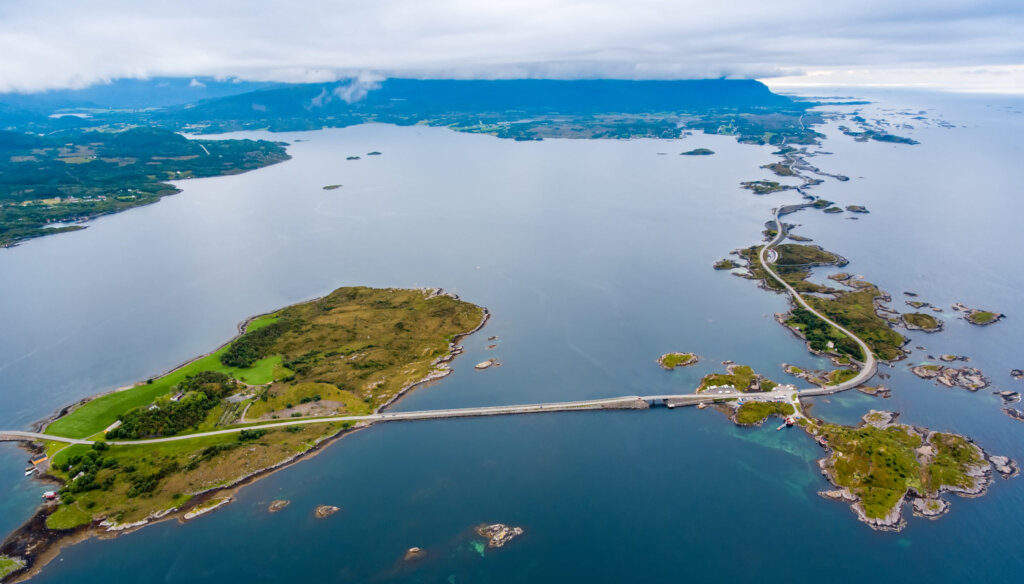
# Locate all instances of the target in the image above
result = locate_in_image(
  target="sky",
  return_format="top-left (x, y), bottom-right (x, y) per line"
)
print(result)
top-left (1, 0), bottom-right (1022, 94)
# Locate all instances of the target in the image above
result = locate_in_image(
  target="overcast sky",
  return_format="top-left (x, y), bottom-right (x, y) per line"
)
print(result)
top-left (1, 0), bottom-right (1021, 93)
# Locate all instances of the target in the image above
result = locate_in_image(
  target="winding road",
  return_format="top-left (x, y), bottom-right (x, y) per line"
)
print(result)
top-left (759, 205), bottom-right (877, 394)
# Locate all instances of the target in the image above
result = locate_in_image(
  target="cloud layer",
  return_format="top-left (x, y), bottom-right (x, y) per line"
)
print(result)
top-left (1, 0), bottom-right (1022, 93)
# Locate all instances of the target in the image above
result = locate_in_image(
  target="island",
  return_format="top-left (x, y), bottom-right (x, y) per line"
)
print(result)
top-left (657, 353), bottom-right (699, 370)
top-left (845, 205), bottom-right (869, 213)
top-left (740, 180), bottom-right (790, 194)
top-left (902, 312), bottom-right (943, 332)
top-left (702, 372), bottom-right (1013, 530)
top-left (0, 127), bottom-right (290, 247)
top-left (910, 364), bottom-right (989, 391)
top-left (760, 162), bottom-right (795, 176)
top-left (713, 258), bottom-right (739, 270)
top-left (966, 310), bottom-right (1003, 326)
top-left (809, 410), bottom-right (1012, 530)
top-left (680, 148), bottom-right (714, 155)
top-left (322, 184), bottom-right (342, 190)
top-left (0, 286), bottom-right (487, 581)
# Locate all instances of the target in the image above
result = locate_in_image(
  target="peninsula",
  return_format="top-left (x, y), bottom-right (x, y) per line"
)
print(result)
top-left (0, 287), bottom-right (486, 581)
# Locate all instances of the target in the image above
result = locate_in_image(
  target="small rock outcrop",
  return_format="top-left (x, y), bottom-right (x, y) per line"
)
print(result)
top-left (912, 498), bottom-right (949, 519)
top-left (475, 359), bottom-right (499, 370)
top-left (476, 523), bottom-right (524, 548)
top-left (268, 500), bottom-right (290, 512)
top-left (911, 364), bottom-right (989, 391)
top-left (995, 391), bottom-right (1021, 405)
top-left (1003, 408), bottom-right (1024, 423)
top-left (403, 547), bottom-right (426, 561)
top-left (315, 505), bottom-right (340, 519)
top-left (989, 456), bottom-right (1019, 478)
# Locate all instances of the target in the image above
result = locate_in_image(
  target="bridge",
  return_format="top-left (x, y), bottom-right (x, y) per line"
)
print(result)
top-left (0, 386), bottom-right (821, 447)
top-left (0, 200), bottom-right (877, 447)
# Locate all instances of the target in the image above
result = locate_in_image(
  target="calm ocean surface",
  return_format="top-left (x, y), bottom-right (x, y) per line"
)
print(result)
top-left (1, 90), bottom-right (1022, 582)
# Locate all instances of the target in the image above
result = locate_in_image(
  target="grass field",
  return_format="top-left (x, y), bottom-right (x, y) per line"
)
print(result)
top-left (0, 556), bottom-right (25, 579)
top-left (44, 423), bottom-right (343, 529)
top-left (46, 315), bottom-right (283, 438)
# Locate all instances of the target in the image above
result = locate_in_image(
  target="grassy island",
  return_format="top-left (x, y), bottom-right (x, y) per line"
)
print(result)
top-left (846, 205), bottom-right (869, 213)
top-left (713, 258), bottom-right (739, 270)
top-left (734, 401), bottom-right (794, 425)
top-left (902, 312), bottom-right (942, 332)
top-left (680, 148), bottom-right (715, 155)
top-left (739, 243), bottom-right (908, 362)
top-left (760, 162), bottom-right (794, 176)
top-left (0, 127), bottom-right (290, 246)
top-left (966, 310), bottom-right (1002, 326)
top-left (33, 287), bottom-right (485, 533)
top-left (657, 353), bottom-right (698, 369)
top-left (808, 412), bottom-right (992, 528)
top-left (740, 243), bottom-right (846, 294)
top-left (708, 395), bottom-right (1009, 530)
top-left (740, 180), bottom-right (788, 194)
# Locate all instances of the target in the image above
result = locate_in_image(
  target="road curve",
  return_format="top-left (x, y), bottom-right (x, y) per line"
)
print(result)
top-left (758, 206), bottom-right (877, 394)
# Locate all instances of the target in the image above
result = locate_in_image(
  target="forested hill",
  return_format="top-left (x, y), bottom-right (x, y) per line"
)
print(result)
top-left (147, 78), bottom-right (805, 136)
top-left (174, 78), bottom-right (792, 118)
top-left (0, 127), bottom-right (289, 246)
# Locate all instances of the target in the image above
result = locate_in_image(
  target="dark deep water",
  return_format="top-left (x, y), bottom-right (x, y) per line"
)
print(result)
top-left (1, 90), bottom-right (1022, 582)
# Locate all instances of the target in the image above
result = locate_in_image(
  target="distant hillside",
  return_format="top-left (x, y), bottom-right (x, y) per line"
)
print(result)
top-left (0, 77), bottom-right (817, 144)
top-left (0, 77), bottom-right (281, 113)
top-left (164, 78), bottom-right (790, 124)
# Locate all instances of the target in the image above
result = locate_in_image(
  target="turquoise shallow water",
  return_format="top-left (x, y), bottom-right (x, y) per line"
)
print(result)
top-left (1, 90), bottom-right (1022, 582)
